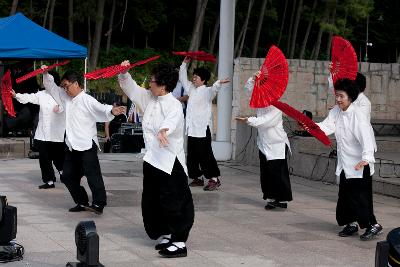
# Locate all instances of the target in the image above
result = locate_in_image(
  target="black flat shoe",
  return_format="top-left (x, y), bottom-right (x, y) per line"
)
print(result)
top-left (155, 237), bottom-right (171, 250)
top-left (68, 204), bottom-right (88, 212)
top-left (360, 224), bottom-right (383, 241)
top-left (265, 201), bottom-right (287, 210)
top-left (38, 183), bottom-right (55, 189)
top-left (338, 224), bottom-right (358, 237)
top-left (159, 244), bottom-right (187, 258)
top-left (85, 204), bottom-right (104, 215)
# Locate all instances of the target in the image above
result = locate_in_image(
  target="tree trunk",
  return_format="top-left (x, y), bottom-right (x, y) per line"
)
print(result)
top-left (68, 0), bottom-right (74, 41)
top-left (106, 0), bottom-right (116, 54)
top-left (289, 0), bottom-right (303, 59)
top-left (48, 0), bottom-right (56, 32)
top-left (278, 0), bottom-right (288, 46)
top-left (208, 15), bottom-right (220, 54)
top-left (251, 0), bottom-right (268, 58)
top-left (29, 0), bottom-right (34, 18)
top-left (325, 0), bottom-right (337, 59)
top-left (10, 0), bottom-right (18, 16)
top-left (299, 0), bottom-right (317, 59)
top-left (89, 0), bottom-right (106, 70)
top-left (286, 0), bottom-right (297, 54)
top-left (172, 24), bottom-right (176, 49)
top-left (43, 0), bottom-right (51, 27)
top-left (312, 1), bottom-right (330, 60)
top-left (189, 0), bottom-right (208, 51)
top-left (237, 0), bottom-right (255, 57)
top-left (87, 16), bottom-right (92, 60)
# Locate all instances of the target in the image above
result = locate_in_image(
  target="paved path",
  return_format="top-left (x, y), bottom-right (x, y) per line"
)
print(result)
top-left (0, 154), bottom-right (399, 266)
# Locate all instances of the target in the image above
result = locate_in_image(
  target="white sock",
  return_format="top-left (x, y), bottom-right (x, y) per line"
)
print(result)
top-left (267, 198), bottom-right (275, 202)
top-left (211, 177), bottom-right (218, 182)
top-left (349, 222), bottom-right (357, 227)
top-left (167, 242), bottom-right (185, 251)
top-left (159, 234), bottom-right (171, 244)
top-left (47, 181), bottom-right (54, 185)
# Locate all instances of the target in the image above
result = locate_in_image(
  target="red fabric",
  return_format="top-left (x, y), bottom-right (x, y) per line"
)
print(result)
top-left (330, 36), bottom-right (358, 83)
top-left (16, 60), bottom-right (70, 84)
top-left (249, 45), bottom-right (289, 108)
top-left (273, 100), bottom-right (331, 146)
top-left (85, 55), bottom-right (160, 80)
top-left (1, 70), bottom-right (16, 117)
top-left (172, 51), bottom-right (216, 62)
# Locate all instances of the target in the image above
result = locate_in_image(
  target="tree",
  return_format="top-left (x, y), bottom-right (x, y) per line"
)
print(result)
top-left (277, 0), bottom-right (288, 46)
top-left (312, 0), bottom-right (330, 60)
top-left (105, 0), bottom-right (116, 54)
top-left (285, 0), bottom-right (297, 54)
top-left (208, 15), bottom-right (220, 54)
top-left (89, 0), bottom-right (106, 69)
top-left (235, 0), bottom-right (255, 57)
top-left (289, 0), bottom-right (303, 59)
top-left (299, 0), bottom-right (318, 59)
top-left (68, 0), bottom-right (74, 41)
top-left (10, 0), bottom-right (18, 15)
top-left (48, 0), bottom-right (56, 32)
top-left (189, 0), bottom-right (209, 51)
top-left (325, 0), bottom-right (337, 59)
top-left (251, 0), bottom-right (268, 58)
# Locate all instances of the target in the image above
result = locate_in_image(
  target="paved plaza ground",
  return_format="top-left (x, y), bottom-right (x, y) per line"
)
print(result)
top-left (0, 153), bottom-right (399, 266)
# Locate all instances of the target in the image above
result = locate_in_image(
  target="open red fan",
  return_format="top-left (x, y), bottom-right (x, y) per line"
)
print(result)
top-left (249, 45), bottom-right (288, 108)
top-left (85, 55), bottom-right (160, 80)
top-left (330, 36), bottom-right (358, 83)
top-left (272, 101), bottom-right (331, 146)
top-left (16, 60), bottom-right (70, 84)
top-left (173, 51), bottom-right (216, 62)
top-left (1, 70), bottom-right (16, 117)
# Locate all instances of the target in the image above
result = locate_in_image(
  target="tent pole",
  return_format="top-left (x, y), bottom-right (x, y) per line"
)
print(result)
top-left (84, 57), bottom-right (87, 92)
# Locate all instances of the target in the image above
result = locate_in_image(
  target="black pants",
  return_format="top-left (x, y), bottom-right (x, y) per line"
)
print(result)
top-left (62, 142), bottom-right (107, 207)
top-left (187, 126), bottom-right (220, 179)
top-left (142, 159), bottom-right (194, 242)
top-left (259, 148), bottom-right (292, 201)
top-left (36, 140), bottom-right (65, 183)
top-left (336, 165), bottom-right (377, 229)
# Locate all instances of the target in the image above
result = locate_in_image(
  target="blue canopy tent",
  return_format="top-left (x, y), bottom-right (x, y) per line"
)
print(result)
top-left (0, 13), bottom-right (87, 59)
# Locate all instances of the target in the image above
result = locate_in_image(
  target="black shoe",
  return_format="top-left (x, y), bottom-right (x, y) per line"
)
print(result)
top-left (265, 200), bottom-right (287, 210)
top-left (159, 245), bottom-right (187, 258)
top-left (38, 183), bottom-right (55, 189)
top-left (85, 204), bottom-right (104, 215)
top-left (68, 204), bottom-right (88, 212)
top-left (155, 237), bottom-right (171, 250)
top-left (360, 224), bottom-right (383, 241)
top-left (338, 224), bottom-right (359, 237)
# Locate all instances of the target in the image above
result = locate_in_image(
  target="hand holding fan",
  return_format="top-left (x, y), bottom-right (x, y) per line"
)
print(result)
top-left (1, 70), bottom-right (16, 117)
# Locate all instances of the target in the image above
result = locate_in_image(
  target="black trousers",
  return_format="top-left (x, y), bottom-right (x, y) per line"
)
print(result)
top-left (142, 159), bottom-right (194, 242)
top-left (62, 142), bottom-right (107, 207)
top-left (36, 140), bottom-right (65, 183)
top-left (187, 126), bottom-right (220, 179)
top-left (336, 165), bottom-right (377, 229)
top-left (259, 148), bottom-right (293, 201)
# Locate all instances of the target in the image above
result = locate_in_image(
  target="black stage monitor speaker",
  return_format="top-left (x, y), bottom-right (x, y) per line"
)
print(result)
top-left (0, 196), bottom-right (17, 245)
top-left (66, 221), bottom-right (104, 267)
top-left (375, 241), bottom-right (389, 267)
top-left (387, 227), bottom-right (400, 267)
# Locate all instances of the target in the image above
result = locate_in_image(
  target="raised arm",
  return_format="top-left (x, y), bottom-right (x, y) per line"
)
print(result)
top-left (247, 107), bottom-right (282, 128)
top-left (179, 58), bottom-right (192, 94)
top-left (42, 71), bottom-right (66, 108)
top-left (117, 60), bottom-right (151, 112)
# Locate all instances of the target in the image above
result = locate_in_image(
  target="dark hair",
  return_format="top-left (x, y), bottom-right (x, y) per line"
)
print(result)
top-left (193, 67), bottom-right (211, 85)
top-left (61, 70), bottom-right (83, 87)
top-left (151, 63), bottom-right (178, 92)
top-left (355, 72), bottom-right (366, 92)
top-left (48, 70), bottom-right (60, 86)
top-left (334, 78), bottom-right (359, 102)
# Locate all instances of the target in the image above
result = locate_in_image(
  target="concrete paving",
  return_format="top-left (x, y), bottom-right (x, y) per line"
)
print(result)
top-left (0, 153), bottom-right (399, 267)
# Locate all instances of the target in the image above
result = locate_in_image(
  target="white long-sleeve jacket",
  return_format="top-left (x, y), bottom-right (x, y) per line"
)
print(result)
top-left (317, 104), bottom-right (376, 178)
top-left (118, 72), bottom-right (187, 175)
top-left (179, 62), bottom-right (222, 137)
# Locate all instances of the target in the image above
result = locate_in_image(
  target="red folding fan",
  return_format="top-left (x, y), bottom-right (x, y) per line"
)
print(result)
top-left (1, 70), bottom-right (16, 117)
top-left (16, 60), bottom-right (70, 84)
top-left (273, 101), bottom-right (331, 146)
top-left (85, 55), bottom-right (160, 80)
top-left (249, 45), bottom-right (288, 108)
top-left (330, 36), bottom-right (358, 83)
top-left (173, 51), bottom-right (216, 62)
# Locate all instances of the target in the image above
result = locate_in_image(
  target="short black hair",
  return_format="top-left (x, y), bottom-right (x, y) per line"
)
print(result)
top-left (61, 70), bottom-right (83, 87)
top-left (193, 67), bottom-right (211, 85)
top-left (48, 70), bottom-right (60, 86)
top-left (355, 72), bottom-right (366, 92)
top-left (151, 63), bottom-right (178, 92)
top-left (334, 78), bottom-right (359, 102)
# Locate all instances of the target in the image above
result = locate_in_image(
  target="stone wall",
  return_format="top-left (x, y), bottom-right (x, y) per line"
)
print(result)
top-left (231, 58), bottom-right (400, 162)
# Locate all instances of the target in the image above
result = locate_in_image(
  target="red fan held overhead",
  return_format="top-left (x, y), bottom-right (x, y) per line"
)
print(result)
top-left (250, 45), bottom-right (288, 108)
top-left (85, 55), bottom-right (160, 80)
top-left (1, 70), bottom-right (16, 117)
top-left (172, 51), bottom-right (216, 62)
top-left (16, 60), bottom-right (70, 84)
top-left (330, 36), bottom-right (358, 83)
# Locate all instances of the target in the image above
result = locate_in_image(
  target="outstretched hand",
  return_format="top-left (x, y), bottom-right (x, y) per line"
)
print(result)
top-left (41, 65), bottom-right (48, 74)
top-left (111, 106), bottom-right (126, 116)
top-left (11, 89), bottom-right (16, 98)
top-left (120, 60), bottom-right (130, 74)
top-left (158, 128), bottom-right (169, 147)
top-left (183, 56), bottom-right (191, 64)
